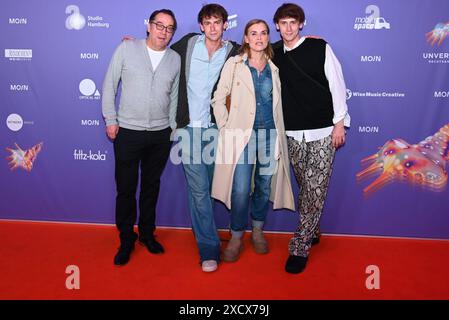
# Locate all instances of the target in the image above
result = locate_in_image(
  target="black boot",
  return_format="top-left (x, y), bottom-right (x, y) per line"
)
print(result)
top-left (285, 255), bottom-right (308, 274)
top-left (139, 236), bottom-right (164, 254)
top-left (114, 241), bottom-right (135, 266)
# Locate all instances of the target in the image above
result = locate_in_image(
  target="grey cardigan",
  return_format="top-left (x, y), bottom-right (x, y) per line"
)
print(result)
top-left (102, 39), bottom-right (181, 131)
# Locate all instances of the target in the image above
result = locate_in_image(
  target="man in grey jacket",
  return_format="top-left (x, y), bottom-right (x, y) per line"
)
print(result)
top-left (102, 9), bottom-right (181, 266)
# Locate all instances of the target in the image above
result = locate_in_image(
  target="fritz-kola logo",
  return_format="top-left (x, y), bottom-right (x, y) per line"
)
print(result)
top-left (65, 5), bottom-right (86, 30)
top-left (426, 22), bottom-right (449, 46)
top-left (354, 5), bottom-right (390, 31)
top-left (73, 149), bottom-right (107, 161)
top-left (79, 79), bottom-right (100, 100)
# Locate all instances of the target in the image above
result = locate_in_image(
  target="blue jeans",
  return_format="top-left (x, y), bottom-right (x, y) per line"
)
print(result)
top-left (230, 128), bottom-right (277, 237)
top-left (180, 125), bottom-right (220, 262)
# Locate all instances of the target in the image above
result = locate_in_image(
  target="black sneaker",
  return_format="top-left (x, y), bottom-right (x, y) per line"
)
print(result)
top-left (114, 242), bottom-right (135, 266)
top-left (139, 237), bottom-right (164, 254)
top-left (285, 255), bottom-right (308, 274)
top-left (312, 236), bottom-right (320, 246)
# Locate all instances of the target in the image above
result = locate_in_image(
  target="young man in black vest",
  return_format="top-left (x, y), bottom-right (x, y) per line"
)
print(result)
top-left (272, 3), bottom-right (350, 274)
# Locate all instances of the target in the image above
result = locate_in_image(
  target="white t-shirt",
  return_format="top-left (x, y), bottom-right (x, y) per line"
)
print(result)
top-left (147, 47), bottom-right (166, 70)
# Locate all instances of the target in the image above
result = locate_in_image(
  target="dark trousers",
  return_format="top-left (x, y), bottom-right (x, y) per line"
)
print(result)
top-left (113, 127), bottom-right (171, 243)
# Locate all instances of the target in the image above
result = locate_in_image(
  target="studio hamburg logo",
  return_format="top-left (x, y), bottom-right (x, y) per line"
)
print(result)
top-left (65, 5), bottom-right (86, 30)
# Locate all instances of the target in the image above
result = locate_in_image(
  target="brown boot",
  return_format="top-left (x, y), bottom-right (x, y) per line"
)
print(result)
top-left (251, 227), bottom-right (269, 254)
top-left (223, 237), bottom-right (243, 262)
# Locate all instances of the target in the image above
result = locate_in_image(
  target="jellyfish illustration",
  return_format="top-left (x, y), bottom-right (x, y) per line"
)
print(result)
top-left (6, 142), bottom-right (43, 172)
top-left (356, 125), bottom-right (449, 195)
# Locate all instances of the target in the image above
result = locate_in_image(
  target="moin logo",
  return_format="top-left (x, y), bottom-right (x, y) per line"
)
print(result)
top-left (79, 79), bottom-right (100, 100)
top-left (65, 5), bottom-right (86, 30)
top-left (73, 149), bottom-right (107, 161)
top-left (426, 22), bottom-right (449, 46)
top-left (10, 84), bottom-right (29, 91)
top-left (434, 91), bottom-right (449, 98)
top-left (9, 18), bottom-right (27, 24)
top-left (354, 5), bottom-right (390, 31)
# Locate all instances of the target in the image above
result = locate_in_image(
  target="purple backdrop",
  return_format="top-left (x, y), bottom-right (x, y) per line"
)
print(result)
top-left (1, 0), bottom-right (449, 239)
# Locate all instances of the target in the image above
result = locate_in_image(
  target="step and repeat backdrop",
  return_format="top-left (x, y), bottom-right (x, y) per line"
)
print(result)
top-left (1, 0), bottom-right (448, 239)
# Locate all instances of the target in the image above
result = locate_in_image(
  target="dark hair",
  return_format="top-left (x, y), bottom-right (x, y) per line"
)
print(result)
top-left (273, 3), bottom-right (305, 24)
top-left (147, 9), bottom-right (177, 37)
top-left (239, 19), bottom-right (274, 60)
top-left (197, 3), bottom-right (228, 24)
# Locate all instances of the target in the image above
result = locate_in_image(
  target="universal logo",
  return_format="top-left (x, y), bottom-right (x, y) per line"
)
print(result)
top-left (73, 149), bottom-right (107, 161)
top-left (426, 22), bottom-right (449, 46)
top-left (423, 22), bottom-right (449, 64)
top-left (4, 49), bottom-right (32, 61)
top-left (354, 5), bottom-right (390, 31)
top-left (79, 79), bottom-right (100, 100)
top-left (65, 5), bottom-right (110, 30)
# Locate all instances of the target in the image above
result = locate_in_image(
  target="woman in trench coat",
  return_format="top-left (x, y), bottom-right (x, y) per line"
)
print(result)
top-left (211, 19), bottom-right (295, 262)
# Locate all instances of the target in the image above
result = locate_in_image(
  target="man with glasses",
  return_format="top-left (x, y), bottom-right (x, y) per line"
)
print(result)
top-left (171, 3), bottom-right (239, 272)
top-left (102, 9), bottom-right (181, 266)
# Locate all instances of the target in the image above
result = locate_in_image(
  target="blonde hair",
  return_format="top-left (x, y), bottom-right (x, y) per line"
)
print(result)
top-left (239, 19), bottom-right (274, 60)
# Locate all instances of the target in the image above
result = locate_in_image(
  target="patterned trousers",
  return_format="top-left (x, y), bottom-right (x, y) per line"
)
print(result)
top-left (287, 135), bottom-right (336, 257)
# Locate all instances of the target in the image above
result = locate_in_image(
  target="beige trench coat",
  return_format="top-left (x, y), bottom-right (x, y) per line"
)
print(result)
top-left (211, 54), bottom-right (295, 211)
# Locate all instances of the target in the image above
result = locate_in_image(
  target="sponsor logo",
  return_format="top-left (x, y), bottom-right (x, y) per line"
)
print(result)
top-left (6, 113), bottom-right (34, 131)
top-left (422, 52), bottom-right (449, 64)
top-left (346, 89), bottom-right (352, 100)
top-left (65, 5), bottom-right (110, 30)
top-left (80, 53), bottom-right (99, 59)
top-left (346, 89), bottom-right (405, 99)
top-left (73, 149), bottom-right (107, 161)
top-left (361, 55), bottom-right (382, 62)
top-left (81, 119), bottom-right (100, 126)
top-left (4, 49), bottom-right (32, 61)
top-left (10, 84), bottom-right (29, 91)
top-left (65, 5), bottom-right (86, 30)
top-left (227, 14), bottom-right (238, 30)
top-left (359, 126), bottom-right (380, 133)
top-left (434, 91), bottom-right (449, 98)
top-left (6, 142), bottom-right (43, 172)
top-left (354, 5), bottom-right (390, 31)
top-left (426, 22), bottom-right (449, 46)
top-left (79, 79), bottom-right (100, 100)
top-left (9, 18), bottom-right (27, 24)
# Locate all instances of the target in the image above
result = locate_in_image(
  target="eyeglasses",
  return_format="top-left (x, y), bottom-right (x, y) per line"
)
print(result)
top-left (150, 21), bottom-right (175, 33)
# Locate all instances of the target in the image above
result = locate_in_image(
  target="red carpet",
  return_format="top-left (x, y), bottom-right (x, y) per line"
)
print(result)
top-left (1, 220), bottom-right (448, 300)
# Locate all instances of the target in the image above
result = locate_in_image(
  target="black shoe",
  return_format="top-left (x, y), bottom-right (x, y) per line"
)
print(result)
top-left (114, 242), bottom-right (135, 266)
top-left (285, 255), bottom-right (308, 274)
top-left (312, 236), bottom-right (320, 246)
top-left (139, 237), bottom-right (164, 254)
